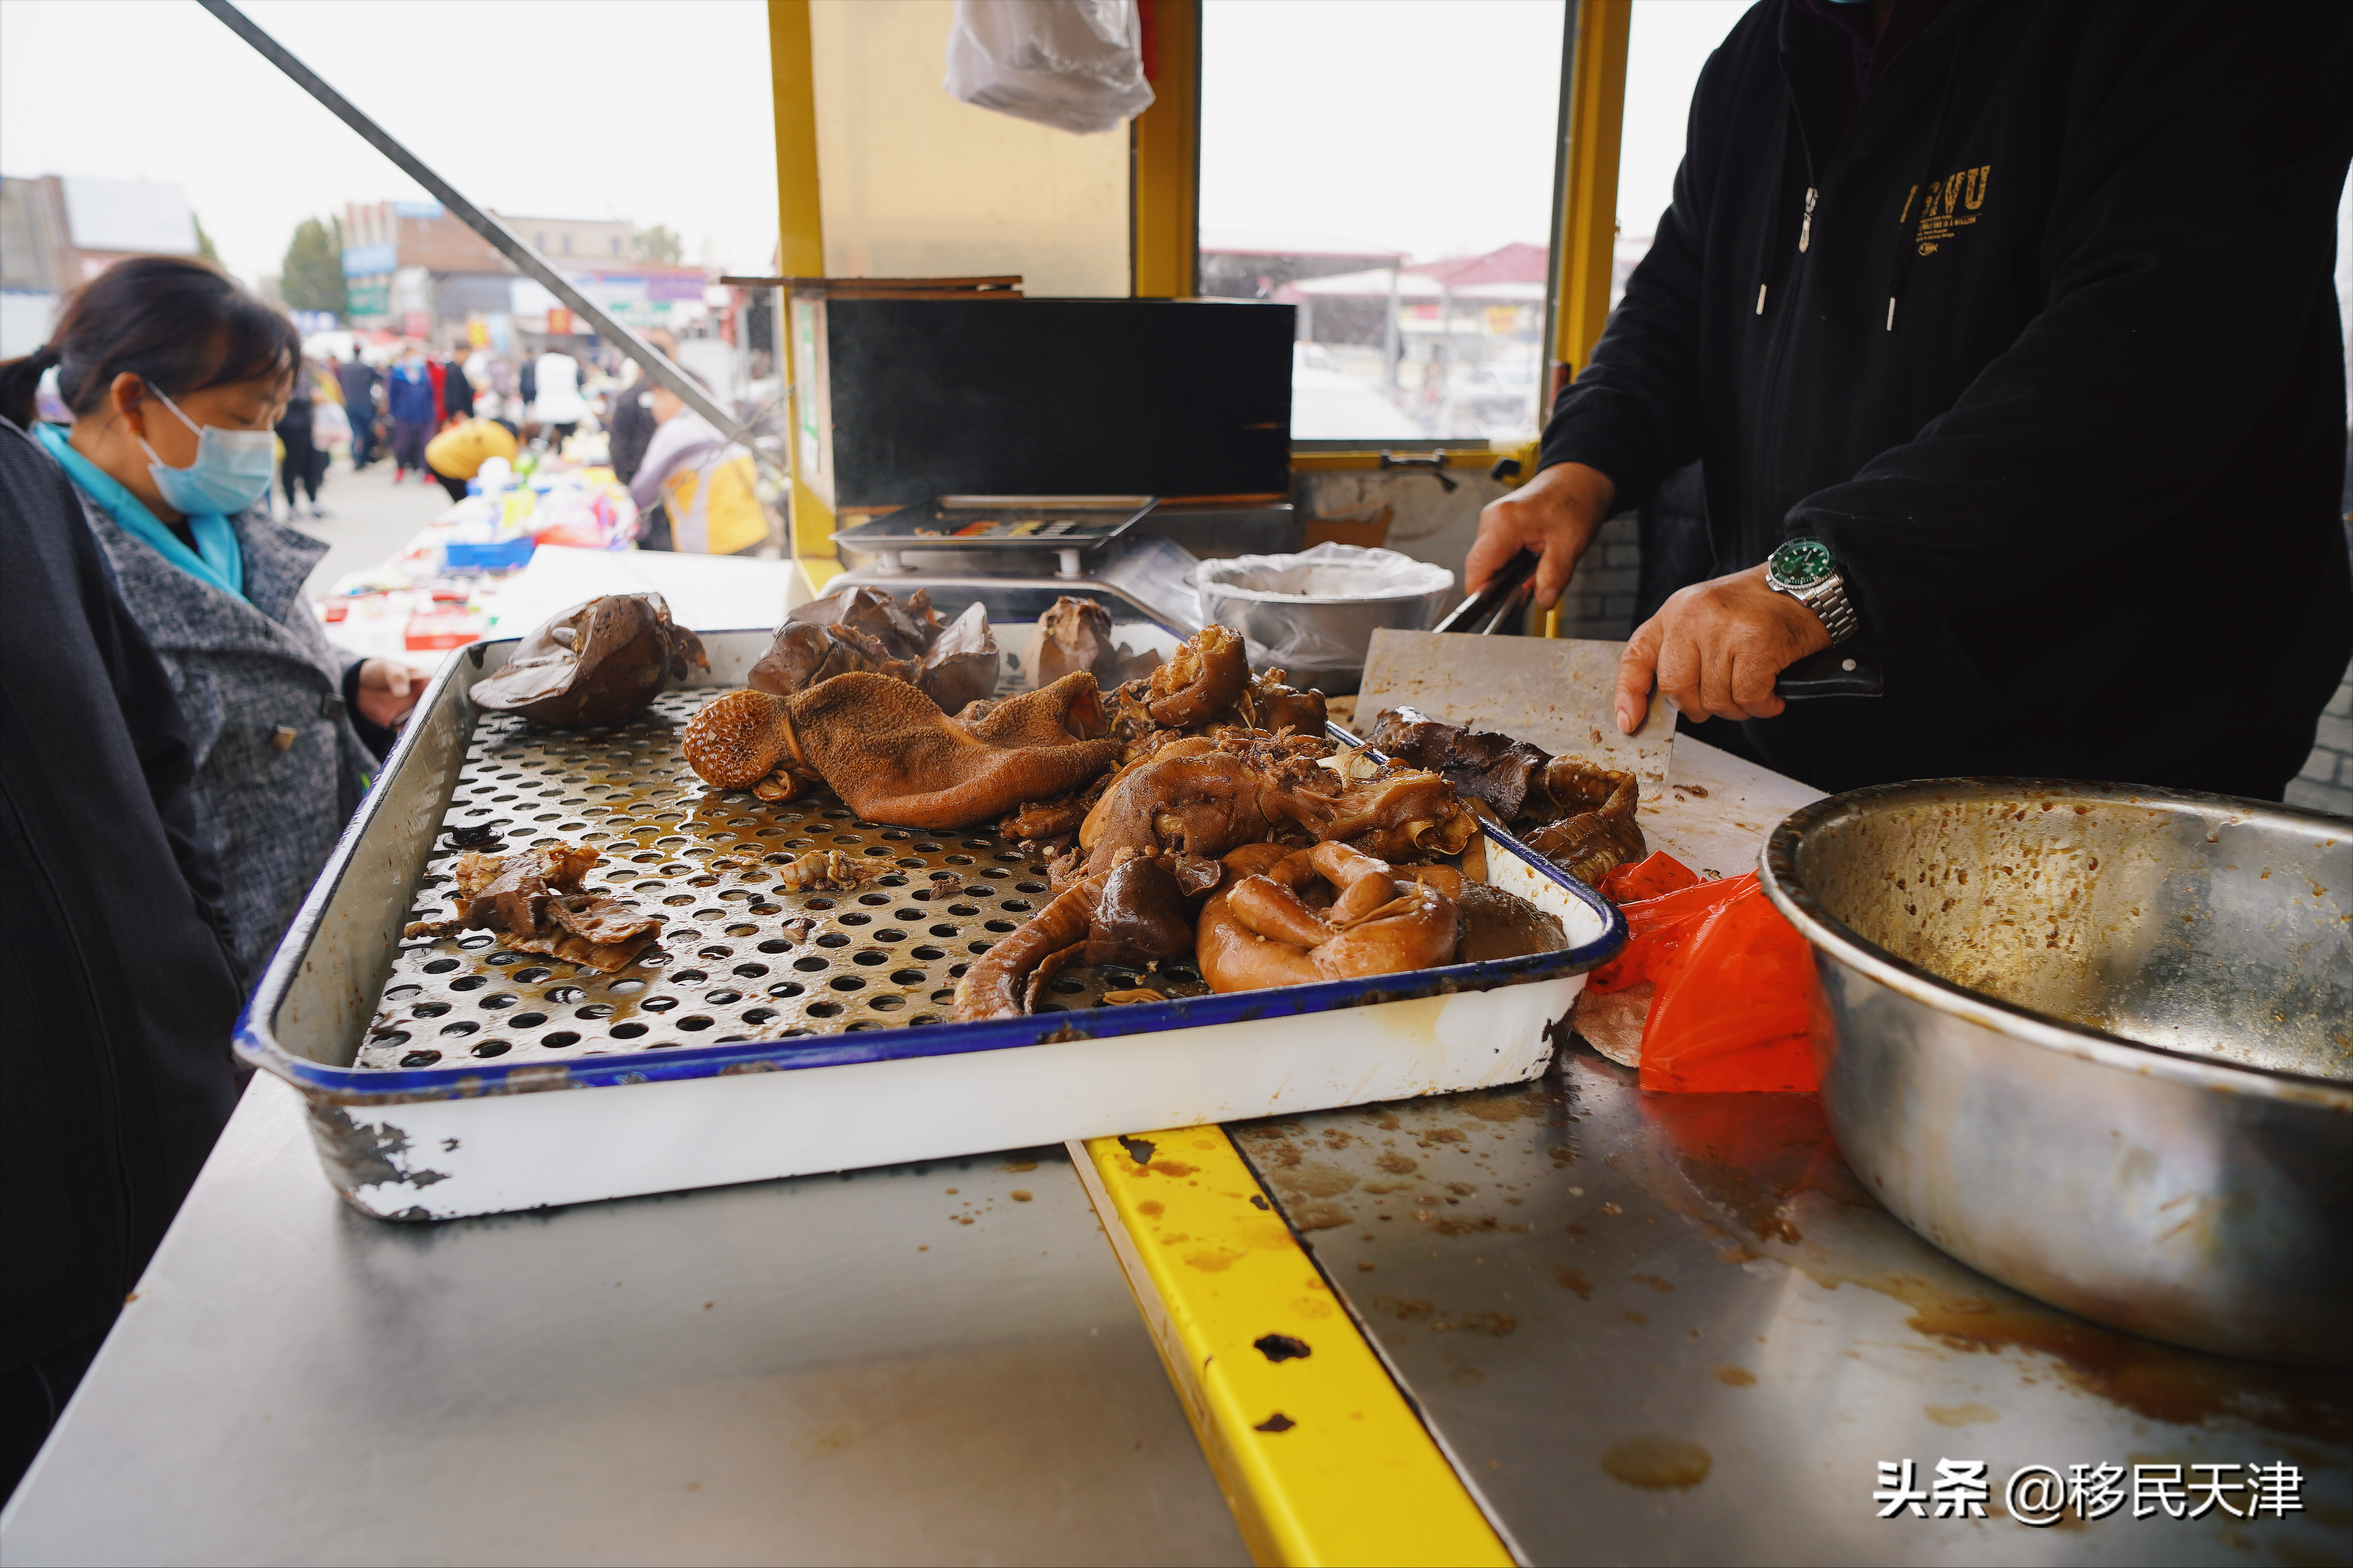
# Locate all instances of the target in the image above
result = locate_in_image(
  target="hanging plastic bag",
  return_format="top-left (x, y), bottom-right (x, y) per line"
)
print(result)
top-left (1579, 857), bottom-right (1818, 1094)
top-left (944, 0), bottom-right (1156, 136)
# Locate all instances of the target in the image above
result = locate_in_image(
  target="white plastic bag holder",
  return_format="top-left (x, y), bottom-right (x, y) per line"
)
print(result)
top-left (1195, 542), bottom-right (1456, 695)
top-left (944, 0), bottom-right (1156, 136)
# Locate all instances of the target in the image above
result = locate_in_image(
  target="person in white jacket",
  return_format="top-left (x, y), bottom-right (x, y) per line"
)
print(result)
top-left (529, 342), bottom-right (587, 444)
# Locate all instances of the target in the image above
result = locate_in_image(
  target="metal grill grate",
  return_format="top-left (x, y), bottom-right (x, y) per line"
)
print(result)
top-left (356, 690), bottom-right (1210, 1071)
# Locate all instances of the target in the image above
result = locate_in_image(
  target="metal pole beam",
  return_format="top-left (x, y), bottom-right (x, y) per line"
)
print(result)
top-left (197, 0), bottom-right (768, 468)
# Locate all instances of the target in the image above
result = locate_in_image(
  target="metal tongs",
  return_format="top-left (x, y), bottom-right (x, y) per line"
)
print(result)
top-left (1436, 549), bottom-right (1883, 698)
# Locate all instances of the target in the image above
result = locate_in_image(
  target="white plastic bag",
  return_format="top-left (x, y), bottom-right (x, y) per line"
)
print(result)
top-left (1195, 543), bottom-right (1456, 695)
top-left (944, 0), bottom-right (1155, 136)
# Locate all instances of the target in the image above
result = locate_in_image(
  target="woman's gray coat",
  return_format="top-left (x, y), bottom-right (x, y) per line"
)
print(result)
top-left (73, 493), bottom-right (373, 979)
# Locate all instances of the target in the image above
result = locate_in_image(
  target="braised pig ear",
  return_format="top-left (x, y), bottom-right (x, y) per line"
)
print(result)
top-left (472, 592), bottom-right (699, 726)
top-left (917, 601), bottom-right (998, 713)
top-left (749, 621), bottom-right (880, 696)
top-left (1028, 595), bottom-right (1117, 685)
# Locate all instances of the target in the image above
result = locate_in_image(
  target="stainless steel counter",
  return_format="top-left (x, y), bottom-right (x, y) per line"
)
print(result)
top-left (0, 1075), bottom-right (1248, 1567)
top-left (1216, 736), bottom-right (2353, 1565)
top-left (1232, 1052), bottom-right (2351, 1565)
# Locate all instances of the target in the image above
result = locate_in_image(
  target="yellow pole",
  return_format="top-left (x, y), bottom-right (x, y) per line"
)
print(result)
top-left (768, 0), bottom-right (838, 576)
top-left (768, 0), bottom-right (823, 279)
top-left (1549, 0), bottom-right (1631, 387)
top-left (1131, 0), bottom-right (1201, 298)
top-left (1539, 0), bottom-right (1629, 638)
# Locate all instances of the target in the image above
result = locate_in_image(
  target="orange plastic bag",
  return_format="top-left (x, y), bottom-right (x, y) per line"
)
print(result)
top-left (1586, 858), bottom-right (1719, 995)
top-left (1598, 850), bottom-right (1704, 904)
top-left (1638, 878), bottom-right (1816, 1093)
top-left (1584, 861), bottom-right (1818, 1094)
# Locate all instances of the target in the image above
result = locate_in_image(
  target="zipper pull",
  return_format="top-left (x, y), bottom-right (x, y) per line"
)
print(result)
top-left (1798, 188), bottom-right (1818, 253)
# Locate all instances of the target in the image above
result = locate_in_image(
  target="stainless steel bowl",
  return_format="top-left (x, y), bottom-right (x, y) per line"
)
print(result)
top-left (1759, 780), bottom-right (2351, 1366)
top-left (1195, 554), bottom-right (1454, 696)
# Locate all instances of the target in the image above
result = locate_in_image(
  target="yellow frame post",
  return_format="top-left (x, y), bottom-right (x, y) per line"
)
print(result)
top-left (1074, 1128), bottom-right (1513, 1567)
top-left (767, 0), bottom-right (840, 584)
top-left (1549, 0), bottom-right (1631, 389)
top-left (1131, 0), bottom-right (1201, 298)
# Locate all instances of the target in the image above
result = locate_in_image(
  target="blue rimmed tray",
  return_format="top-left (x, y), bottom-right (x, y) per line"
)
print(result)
top-left (239, 621), bottom-right (1625, 1219)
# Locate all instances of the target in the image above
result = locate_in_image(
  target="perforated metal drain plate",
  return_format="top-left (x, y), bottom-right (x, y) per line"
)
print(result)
top-left (357, 689), bottom-right (1210, 1071)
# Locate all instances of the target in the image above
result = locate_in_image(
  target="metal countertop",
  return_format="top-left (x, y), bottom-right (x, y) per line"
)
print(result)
top-left (0, 1075), bottom-right (1249, 1567)
top-left (1220, 741), bottom-right (2353, 1566)
top-left (1231, 1053), bottom-right (2351, 1565)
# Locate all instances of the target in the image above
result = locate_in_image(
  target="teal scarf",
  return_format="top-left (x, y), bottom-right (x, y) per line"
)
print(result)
top-left (36, 420), bottom-right (246, 601)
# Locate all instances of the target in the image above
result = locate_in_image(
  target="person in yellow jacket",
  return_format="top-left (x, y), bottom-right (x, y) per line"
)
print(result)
top-left (423, 416), bottom-right (520, 502)
top-left (626, 378), bottom-right (769, 555)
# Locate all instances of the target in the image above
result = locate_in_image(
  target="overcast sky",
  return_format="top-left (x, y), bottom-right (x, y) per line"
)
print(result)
top-left (0, 0), bottom-right (782, 285)
top-left (1199, 0), bottom-right (1744, 257)
top-left (0, 0), bottom-right (1742, 285)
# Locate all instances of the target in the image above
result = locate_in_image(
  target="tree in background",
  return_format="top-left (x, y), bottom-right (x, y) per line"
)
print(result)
top-left (631, 224), bottom-right (684, 265)
top-left (280, 216), bottom-right (347, 316)
top-left (193, 215), bottom-right (222, 270)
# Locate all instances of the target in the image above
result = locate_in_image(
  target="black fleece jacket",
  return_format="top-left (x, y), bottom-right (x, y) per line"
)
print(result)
top-left (0, 417), bottom-right (243, 1374)
top-left (1539, 0), bottom-right (2353, 795)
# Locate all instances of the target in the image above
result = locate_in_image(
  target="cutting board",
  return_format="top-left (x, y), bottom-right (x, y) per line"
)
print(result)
top-left (1353, 631), bottom-right (1677, 806)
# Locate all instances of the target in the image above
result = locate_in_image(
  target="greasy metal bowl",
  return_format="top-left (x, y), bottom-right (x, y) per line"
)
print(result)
top-left (1759, 780), bottom-right (2351, 1366)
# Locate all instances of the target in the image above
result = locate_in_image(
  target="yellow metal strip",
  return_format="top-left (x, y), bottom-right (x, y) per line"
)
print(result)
top-left (1073, 1129), bottom-right (1512, 1568)
top-left (767, 0), bottom-right (835, 563)
top-left (794, 557), bottom-right (844, 598)
top-left (1551, 0), bottom-right (1631, 383)
top-left (1287, 449), bottom-right (1497, 474)
top-left (1131, 0), bottom-right (1201, 298)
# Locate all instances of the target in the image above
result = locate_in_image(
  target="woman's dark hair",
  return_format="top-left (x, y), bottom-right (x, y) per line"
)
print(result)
top-left (0, 255), bottom-right (300, 430)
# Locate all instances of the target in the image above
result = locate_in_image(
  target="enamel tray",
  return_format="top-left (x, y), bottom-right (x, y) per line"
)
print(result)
top-left (237, 618), bottom-right (1625, 1219)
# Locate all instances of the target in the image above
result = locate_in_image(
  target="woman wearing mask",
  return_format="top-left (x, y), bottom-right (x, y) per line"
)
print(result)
top-left (0, 256), bottom-right (426, 979)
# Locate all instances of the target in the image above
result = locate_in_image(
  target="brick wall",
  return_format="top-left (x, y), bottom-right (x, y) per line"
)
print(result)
top-left (2288, 658), bottom-right (2353, 817)
top-left (1551, 511), bottom-right (1643, 642)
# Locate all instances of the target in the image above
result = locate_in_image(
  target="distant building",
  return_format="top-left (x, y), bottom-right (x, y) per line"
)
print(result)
top-left (341, 198), bottom-right (510, 338)
top-left (1197, 231), bottom-right (1408, 302)
top-left (1, 174), bottom-right (200, 356)
top-left (339, 200), bottom-right (704, 350)
top-left (502, 215), bottom-right (633, 265)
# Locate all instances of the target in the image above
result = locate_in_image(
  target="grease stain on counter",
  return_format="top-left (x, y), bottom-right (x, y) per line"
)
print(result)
top-left (1601, 1434), bottom-right (1711, 1490)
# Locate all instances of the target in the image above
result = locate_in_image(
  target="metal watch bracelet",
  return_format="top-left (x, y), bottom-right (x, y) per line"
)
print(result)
top-left (1793, 577), bottom-right (1859, 646)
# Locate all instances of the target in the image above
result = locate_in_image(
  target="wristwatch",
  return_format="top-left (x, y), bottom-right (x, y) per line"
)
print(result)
top-left (1765, 537), bottom-right (1858, 646)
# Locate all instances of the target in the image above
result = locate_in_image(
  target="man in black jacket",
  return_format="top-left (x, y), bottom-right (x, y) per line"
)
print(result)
top-left (335, 346), bottom-right (380, 470)
top-left (1469, 0), bottom-right (2353, 797)
top-left (0, 416), bottom-right (246, 1494)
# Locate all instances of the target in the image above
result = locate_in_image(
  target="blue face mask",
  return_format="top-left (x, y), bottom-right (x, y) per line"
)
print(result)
top-left (136, 384), bottom-right (277, 516)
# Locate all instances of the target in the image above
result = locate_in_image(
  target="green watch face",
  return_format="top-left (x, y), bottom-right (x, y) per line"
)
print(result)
top-left (1769, 537), bottom-right (1836, 588)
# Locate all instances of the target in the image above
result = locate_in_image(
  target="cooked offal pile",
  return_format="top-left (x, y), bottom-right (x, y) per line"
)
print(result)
top-left (471, 592), bottom-right (709, 726)
top-left (749, 585), bottom-right (999, 713)
top-left (1365, 707), bottom-right (1644, 887)
top-left (403, 843), bottom-right (664, 972)
top-left (682, 606), bottom-right (1572, 1020)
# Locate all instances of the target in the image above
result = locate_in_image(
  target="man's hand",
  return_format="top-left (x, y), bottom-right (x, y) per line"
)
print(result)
top-left (1464, 460), bottom-right (1616, 610)
top-left (356, 658), bottom-right (430, 730)
top-left (1615, 564), bottom-right (1831, 733)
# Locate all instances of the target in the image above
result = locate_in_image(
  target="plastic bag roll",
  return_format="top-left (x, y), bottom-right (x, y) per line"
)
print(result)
top-left (1195, 542), bottom-right (1454, 695)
